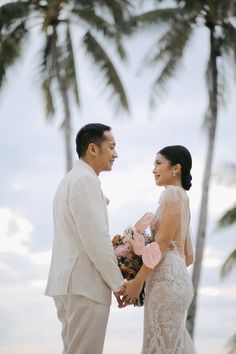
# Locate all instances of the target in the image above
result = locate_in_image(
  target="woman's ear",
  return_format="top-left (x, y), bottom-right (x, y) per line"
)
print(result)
top-left (174, 163), bottom-right (181, 175)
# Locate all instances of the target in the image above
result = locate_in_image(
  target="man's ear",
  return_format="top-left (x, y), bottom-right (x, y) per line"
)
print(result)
top-left (87, 143), bottom-right (97, 156)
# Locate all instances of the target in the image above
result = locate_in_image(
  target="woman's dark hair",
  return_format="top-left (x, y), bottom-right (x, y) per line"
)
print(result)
top-left (76, 123), bottom-right (111, 157)
top-left (158, 145), bottom-right (192, 190)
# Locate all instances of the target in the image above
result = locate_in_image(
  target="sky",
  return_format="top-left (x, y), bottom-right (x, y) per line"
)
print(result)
top-left (0, 3), bottom-right (236, 354)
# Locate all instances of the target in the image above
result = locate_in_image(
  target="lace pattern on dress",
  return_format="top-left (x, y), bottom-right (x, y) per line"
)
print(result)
top-left (142, 185), bottom-right (196, 354)
top-left (142, 249), bottom-right (195, 354)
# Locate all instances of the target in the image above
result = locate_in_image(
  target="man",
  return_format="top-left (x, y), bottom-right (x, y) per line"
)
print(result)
top-left (45, 123), bottom-right (124, 354)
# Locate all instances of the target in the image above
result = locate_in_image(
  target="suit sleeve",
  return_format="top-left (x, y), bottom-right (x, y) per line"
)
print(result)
top-left (69, 175), bottom-right (124, 292)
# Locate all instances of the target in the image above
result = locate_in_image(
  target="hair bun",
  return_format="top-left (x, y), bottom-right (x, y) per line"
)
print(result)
top-left (182, 173), bottom-right (192, 191)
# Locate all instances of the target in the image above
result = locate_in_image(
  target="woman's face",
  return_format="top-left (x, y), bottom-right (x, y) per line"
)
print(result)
top-left (153, 153), bottom-right (175, 186)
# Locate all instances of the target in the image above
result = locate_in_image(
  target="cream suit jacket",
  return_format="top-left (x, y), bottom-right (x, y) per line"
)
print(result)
top-left (45, 160), bottom-right (124, 305)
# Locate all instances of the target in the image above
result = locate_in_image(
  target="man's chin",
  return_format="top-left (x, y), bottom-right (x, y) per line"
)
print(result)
top-left (102, 166), bottom-right (112, 172)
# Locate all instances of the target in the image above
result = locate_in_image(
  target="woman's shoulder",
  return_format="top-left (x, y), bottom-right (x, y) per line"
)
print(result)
top-left (159, 185), bottom-right (187, 203)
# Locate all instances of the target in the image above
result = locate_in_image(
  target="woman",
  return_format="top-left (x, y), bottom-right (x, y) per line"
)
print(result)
top-left (122, 145), bottom-right (197, 354)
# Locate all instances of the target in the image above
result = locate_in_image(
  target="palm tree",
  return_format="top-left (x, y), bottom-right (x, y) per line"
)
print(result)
top-left (0, 0), bottom-right (130, 171)
top-left (216, 162), bottom-right (236, 278)
top-left (219, 204), bottom-right (236, 276)
top-left (217, 175), bottom-right (236, 354)
top-left (225, 334), bottom-right (236, 354)
top-left (128, 0), bottom-right (236, 337)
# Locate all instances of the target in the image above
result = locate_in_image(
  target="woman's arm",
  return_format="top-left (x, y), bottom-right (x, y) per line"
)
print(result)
top-left (120, 201), bottom-right (181, 306)
top-left (184, 230), bottom-right (194, 267)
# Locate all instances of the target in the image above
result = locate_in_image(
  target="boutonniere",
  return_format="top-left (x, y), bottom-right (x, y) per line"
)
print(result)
top-left (104, 195), bottom-right (110, 205)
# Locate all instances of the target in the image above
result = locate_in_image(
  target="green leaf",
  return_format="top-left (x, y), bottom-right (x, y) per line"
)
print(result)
top-left (146, 20), bottom-right (194, 109)
top-left (221, 23), bottom-right (236, 64)
top-left (72, 7), bottom-right (114, 37)
top-left (39, 33), bottom-right (55, 117)
top-left (0, 22), bottom-right (28, 87)
top-left (113, 33), bottom-right (127, 60)
top-left (72, 7), bottom-right (127, 60)
top-left (0, 1), bottom-right (30, 30)
top-left (83, 31), bottom-right (129, 112)
top-left (221, 249), bottom-right (236, 279)
top-left (42, 79), bottom-right (55, 117)
top-left (225, 333), bottom-right (236, 354)
top-left (97, 0), bottom-right (131, 27)
top-left (218, 205), bottom-right (236, 228)
top-left (130, 8), bottom-right (184, 29)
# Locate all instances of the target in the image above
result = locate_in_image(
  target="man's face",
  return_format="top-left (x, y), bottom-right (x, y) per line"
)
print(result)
top-left (96, 131), bottom-right (118, 173)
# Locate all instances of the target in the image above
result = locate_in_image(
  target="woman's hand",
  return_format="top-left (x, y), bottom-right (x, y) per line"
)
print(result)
top-left (119, 278), bottom-right (144, 308)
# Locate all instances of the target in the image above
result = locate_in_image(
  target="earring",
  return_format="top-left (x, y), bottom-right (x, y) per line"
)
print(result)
top-left (173, 172), bottom-right (176, 177)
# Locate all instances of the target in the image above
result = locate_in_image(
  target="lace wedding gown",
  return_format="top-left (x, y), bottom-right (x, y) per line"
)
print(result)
top-left (142, 186), bottom-right (197, 354)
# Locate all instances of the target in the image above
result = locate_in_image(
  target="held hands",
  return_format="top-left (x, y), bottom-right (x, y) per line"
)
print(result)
top-left (113, 285), bottom-right (126, 307)
top-left (119, 279), bottom-right (144, 308)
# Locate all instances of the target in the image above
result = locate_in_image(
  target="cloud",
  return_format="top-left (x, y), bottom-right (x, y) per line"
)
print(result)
top-left (29, 251), bottom-right (51, 265)
top-left (0, 16), bottom-right (236, 354)
top-left (199, 286), bottom-right (220, 297)
top-left (0, 208), bottom-right (32, 255)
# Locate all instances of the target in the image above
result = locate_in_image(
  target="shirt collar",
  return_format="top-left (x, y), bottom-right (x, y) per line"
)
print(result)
top-left (74, 159), bottom-right (98, 178)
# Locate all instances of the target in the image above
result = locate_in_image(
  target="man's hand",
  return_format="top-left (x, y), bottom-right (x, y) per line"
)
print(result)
top-left (113, 285), bottom-right (126, 307)
top-left (119, 279), bottom-right (143, 308)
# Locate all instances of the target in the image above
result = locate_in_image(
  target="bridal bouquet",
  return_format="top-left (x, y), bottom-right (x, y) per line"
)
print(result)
top-left (112, 212), bottom-right (154, 306)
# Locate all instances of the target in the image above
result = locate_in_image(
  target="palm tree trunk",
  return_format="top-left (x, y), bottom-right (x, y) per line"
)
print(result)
top-left (60, 83), bottom-right (73, 172)
top-left (186, 26), bottom-right (218, 338)
top-left (52, 25), bottom-right (73, 172)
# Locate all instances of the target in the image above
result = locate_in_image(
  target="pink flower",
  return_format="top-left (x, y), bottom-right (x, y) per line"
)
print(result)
top-left (115, 243), bottom-right (131, 257)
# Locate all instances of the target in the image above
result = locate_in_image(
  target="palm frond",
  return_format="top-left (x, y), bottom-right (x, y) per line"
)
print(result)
top-left (98, 0), bottom-right (131, 27)
top-left (228, 0), bottom-right (236, 17)
top-left (129, 8), bottom-right (184, 29)
top-left (215, 0), bottom-right (236, 20)
top-left (113, 33), bottom-right (127, 60)
top-left (83, 31), bottom-right (129, 112)
top-left (218, 205), bottom-right (236, 228)
top-left (225, 333), bottom-right (236, 354)
top-left (40, 33), bottom-right (55, 117)
top-left (72, 0), bottom-right (96, 7)
top-left (0, 1), bottom-right (30, 30)
top-left (221, 250), bottom-right (236, 278)
top-left (42, 79), bottom-right (55, 117)
top-left (147, 20), bottom-right (193, 109)
top-left (221, 23), bottom-right (236, 66)
top-left (65, 25), bottom-right (80, 105)
top-left (73, 7), bottom-right (127, 60)
top-left (0, 22), bottom-right (28, 88)
top-left (72, 7), bottom-right (114, 37)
